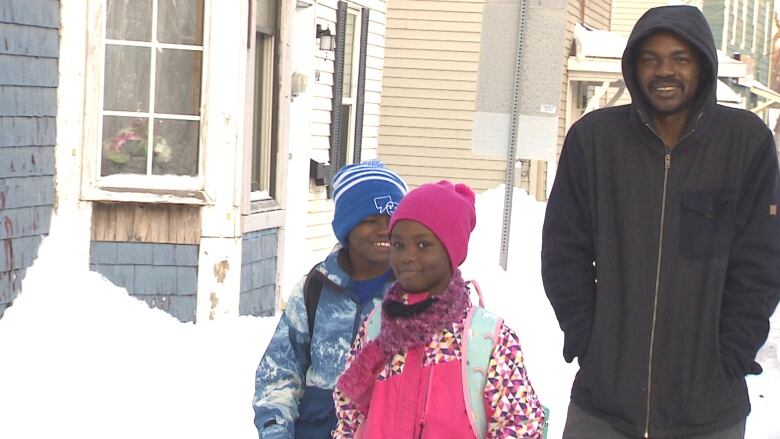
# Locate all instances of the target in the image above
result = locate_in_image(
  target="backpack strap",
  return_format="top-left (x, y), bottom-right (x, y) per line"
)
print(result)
top-left (303, 264), bottom-right (325, 337)
top-left (462, 306), bottom-right (502, 439)
top-left (302, 264), bottom-right (326, 365)
top-left (466, 280), bottom-right (486, 308)
top-left (364, 306), bottom-right (382, 340)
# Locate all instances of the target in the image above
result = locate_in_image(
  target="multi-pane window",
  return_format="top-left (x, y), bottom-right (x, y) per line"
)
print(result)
top-left (100, 0), bottom-right (204, 178)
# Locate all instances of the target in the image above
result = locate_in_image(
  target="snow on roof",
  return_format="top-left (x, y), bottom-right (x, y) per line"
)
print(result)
top-left (716, 79), bottom-right (743, 104)
top-left (572, 23), bottom-right (627, 60)
top-left (571, 23), bottom-right (747, 79)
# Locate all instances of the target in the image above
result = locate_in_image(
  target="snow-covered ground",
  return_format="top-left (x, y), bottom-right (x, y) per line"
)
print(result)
top-left (0, 186), bottom-right (777, 438)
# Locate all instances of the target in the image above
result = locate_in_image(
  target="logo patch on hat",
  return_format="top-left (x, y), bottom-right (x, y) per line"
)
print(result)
top-left (374, 195), bottom-right (399, 215)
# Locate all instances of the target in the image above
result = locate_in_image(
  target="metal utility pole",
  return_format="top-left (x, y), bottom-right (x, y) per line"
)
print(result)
top-left (499, 0), bottom-right (529, 270)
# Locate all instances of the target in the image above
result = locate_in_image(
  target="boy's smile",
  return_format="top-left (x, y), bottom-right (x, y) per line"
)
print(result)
top-left (347, 214), bottom-right (391, 279)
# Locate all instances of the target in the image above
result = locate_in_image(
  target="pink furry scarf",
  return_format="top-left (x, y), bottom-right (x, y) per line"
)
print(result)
top-left (336, 270), bottom-right (471, 411)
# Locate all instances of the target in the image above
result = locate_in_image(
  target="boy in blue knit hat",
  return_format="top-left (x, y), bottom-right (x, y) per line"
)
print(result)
top-left (253, 160), bottom-right (407, 439)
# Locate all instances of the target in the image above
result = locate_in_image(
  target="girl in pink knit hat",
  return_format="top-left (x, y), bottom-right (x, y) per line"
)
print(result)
top-left (332, 180), bottom-right (546, 438)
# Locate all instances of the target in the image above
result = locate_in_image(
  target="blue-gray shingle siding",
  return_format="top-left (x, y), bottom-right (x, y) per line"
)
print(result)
top-left (90, 241), bottom-right (200, 323)
top-left (0, 0), bottom-right (58, 317)
top-left (240, 228), bottom-right (278, 317)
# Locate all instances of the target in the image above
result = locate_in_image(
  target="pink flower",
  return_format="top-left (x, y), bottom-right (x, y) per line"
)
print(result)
top-left (110, 130), bottom-right (142, 152)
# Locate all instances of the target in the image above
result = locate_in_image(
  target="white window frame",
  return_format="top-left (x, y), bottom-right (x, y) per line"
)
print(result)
top-left (241, 0), bottom-right (287, 232)
top-left (81, 0), bottom-right (212, 205)
top-left (250, 35), bottom-right (275, 203)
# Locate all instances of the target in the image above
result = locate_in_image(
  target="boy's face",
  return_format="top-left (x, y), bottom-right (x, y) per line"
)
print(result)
top-left (347, 214), bottom-right (391, 267)
top-left (390, 220), bottom-right (452, 295)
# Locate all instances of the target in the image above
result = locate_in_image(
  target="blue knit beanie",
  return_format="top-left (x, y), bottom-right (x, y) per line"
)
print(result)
top-left (331, 160), bottom-right (408, 244)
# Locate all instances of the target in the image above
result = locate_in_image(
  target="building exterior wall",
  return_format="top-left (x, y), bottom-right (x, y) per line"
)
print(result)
top-left (0, 0), bottom-right (59, 318)
top-left (376, 0), bottom-right (606, 202)
top-left (705, 0), bottom-right (772, 84)
top-left (609, 0), bottom-right (662, 36)
top-left (703, 0), bottom-right (726, 44)
top-left (556, 0), bottom-right (612, 161)
top-left (88, 207), bottom-right (279, 322)
top-left (377, 0), bottom-right (505, 192)
top-left (304, 0), bottom-right (389, 267)
top-left (50, 0), bottom-right (286, 321)
top-left (88, 203), bottom-right (201, 321)
top-left (239, 228), bottom-right (277, 317)
top-left (90, 241), bottom-right (199, 322)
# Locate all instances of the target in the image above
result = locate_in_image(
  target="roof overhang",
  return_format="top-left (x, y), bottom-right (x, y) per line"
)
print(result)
top-left (737, 78), bottom-right (780, 113)
top-left (568, 23), bottom-right (748, 81)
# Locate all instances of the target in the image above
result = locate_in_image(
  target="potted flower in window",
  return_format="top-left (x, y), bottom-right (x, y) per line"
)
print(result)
top-left (102, 119), bottom-right (173, 176)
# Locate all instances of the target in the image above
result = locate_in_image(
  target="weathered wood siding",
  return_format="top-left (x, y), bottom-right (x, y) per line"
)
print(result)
top-left (239, 228), bottom-right (277, 317)
top-left (306, 0), bottom-right (388, 263)
top-left (90, 203), bottom-right (202, 321)
top-left (0, 0), bottom-right (59, 318)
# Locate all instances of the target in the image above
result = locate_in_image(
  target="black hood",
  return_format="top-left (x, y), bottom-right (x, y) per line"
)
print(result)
top-left (622, 5), bottom-right (718, 120)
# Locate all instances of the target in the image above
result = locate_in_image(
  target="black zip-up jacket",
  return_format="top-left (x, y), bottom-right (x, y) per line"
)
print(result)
top-left (542, 5), bottom-right (780, 437)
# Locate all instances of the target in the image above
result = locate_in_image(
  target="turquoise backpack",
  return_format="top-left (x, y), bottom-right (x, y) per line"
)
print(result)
top-left (364, 281), bottom-right (549, 438)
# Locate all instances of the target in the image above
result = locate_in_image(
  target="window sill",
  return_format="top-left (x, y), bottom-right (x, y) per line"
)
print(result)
top-left (243, 199), bottom-right (284, 232)
top-left (82, 187), bottom-right (214, 205)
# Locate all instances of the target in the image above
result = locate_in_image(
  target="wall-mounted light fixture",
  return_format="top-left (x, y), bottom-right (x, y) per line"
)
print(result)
top-left (316, 24), bottom-right (335, 51)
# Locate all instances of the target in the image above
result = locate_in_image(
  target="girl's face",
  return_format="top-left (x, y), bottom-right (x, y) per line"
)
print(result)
top-left (390, 220), bottom-right (452, 295)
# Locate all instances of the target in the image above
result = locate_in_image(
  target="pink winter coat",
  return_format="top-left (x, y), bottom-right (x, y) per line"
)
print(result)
top-left (332, 307), bottom-right (546, 438)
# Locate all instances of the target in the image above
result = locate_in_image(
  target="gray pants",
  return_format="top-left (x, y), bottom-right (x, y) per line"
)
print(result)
top-left (562, 401), bottom-right (746, 439)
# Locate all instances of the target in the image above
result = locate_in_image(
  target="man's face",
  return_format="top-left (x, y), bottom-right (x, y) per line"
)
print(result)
top-left (636, 31), bottom-right (701, 118)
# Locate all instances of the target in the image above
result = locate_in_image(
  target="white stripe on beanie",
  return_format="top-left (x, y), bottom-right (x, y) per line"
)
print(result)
top-left (333, 175), bottom-right (407, 204)
top-left (332, 165), bottom-right (407, 204)
top-left (332, 163), bottom-right (403, 189)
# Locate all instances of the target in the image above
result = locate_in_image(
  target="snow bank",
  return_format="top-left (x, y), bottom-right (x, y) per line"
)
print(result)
top-left (0, 232), bottom-right (278, 438)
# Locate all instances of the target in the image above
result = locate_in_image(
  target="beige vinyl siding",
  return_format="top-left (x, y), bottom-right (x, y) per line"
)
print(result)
top-left (377, 0), bottom-right (509, 192)
top-left (306, 0), bottom-right (388, 262)
top-left (610, 0), bottom-right (664, 36)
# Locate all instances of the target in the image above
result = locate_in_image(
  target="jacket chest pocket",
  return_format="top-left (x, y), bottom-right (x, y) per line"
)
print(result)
top-left (679, 191), bottom-right (736, 258)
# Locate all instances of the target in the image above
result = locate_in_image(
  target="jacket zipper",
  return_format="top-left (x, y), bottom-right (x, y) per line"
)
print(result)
top-left (418, 365), bottom-right (435, 438)
top-left (644, 149), bottom-right (669, 438)
top-left (641, 121), bottom-right (695, 438)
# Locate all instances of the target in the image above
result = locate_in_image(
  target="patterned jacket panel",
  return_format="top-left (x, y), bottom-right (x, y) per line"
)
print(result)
top-left (333, 309), bottom-right (546, 438)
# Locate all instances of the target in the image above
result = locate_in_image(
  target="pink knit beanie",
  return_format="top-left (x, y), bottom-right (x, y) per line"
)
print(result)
top-left (389, 180), bottom-right (476, 273)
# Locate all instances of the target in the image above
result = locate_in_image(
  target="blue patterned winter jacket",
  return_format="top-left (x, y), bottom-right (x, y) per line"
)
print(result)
top-left (253, 247), bottom-right (391, 439)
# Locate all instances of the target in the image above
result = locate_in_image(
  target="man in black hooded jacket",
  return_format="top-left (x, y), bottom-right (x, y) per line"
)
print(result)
top-left (542, 5), bottom-right (780, 438)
